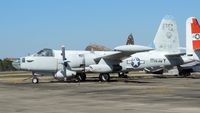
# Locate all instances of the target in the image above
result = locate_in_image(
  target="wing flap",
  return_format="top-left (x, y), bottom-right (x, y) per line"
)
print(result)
top-left (165, 52), bottom-right (185, 57)
top-left (94, 52), bottom-right (129, 63)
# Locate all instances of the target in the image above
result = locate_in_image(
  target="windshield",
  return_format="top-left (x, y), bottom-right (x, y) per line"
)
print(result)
top-left (34, 48), bottom-right (54, 57)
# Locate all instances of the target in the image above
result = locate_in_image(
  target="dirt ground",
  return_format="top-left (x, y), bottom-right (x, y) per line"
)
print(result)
top-left (0, 71), bottom-right (200, 113)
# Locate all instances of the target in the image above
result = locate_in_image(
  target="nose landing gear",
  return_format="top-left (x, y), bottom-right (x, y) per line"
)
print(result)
top-left (32, 72), bottom-right (39, 84)
top-left (32, 76), bottom-right (39, 84)
top-left (99, 73), bottom-right (110, 82)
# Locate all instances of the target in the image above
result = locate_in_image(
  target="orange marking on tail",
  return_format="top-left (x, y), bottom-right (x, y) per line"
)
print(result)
top-left (192, 18), bottom-right (200, 34)
top-left (193, 40), bottom-right (200, 50)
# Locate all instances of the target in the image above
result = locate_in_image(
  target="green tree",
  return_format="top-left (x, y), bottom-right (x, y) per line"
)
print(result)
top-left (1, 59), bottom-right (16, 71)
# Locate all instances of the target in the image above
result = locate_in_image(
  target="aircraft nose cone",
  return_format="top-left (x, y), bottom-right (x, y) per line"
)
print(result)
top-left (12, 58), bottom-right (20, 70)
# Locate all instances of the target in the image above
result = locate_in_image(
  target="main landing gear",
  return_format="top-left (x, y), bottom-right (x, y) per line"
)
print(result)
top-left (179, 70), bottom-right (191, 77)
top-left (118, 72), bottom-right (128, 78)
top-left (32, 76), bottom-right (39, 84)
top-left (31, 72), bottom-right (39, 84)
top-left (99, 73), bottom-right (110, 82)
top-left (76, 73), bottom-right (86, 81)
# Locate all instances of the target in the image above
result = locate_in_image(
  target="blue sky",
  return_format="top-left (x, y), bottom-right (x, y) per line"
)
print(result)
top-left (0, 0), bottom-right (200, 58)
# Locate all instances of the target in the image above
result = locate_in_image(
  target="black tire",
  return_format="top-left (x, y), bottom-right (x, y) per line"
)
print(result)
top-left (99, 73), bottom-right (110, 82)
top-left (32, 76), bottom-right (39, 84)
top-left (118, 72), bottom-right (128, 78)
top-left (184, 72), bottom-right (191, 77)
top-left (179, 71), bottom-right (191, 77)
top-left (81, 73), bottom-right (86, 81)
top-left (63, 77), bottom-right (67, 82)
top-left (76, 73), bottom-right (86, 81)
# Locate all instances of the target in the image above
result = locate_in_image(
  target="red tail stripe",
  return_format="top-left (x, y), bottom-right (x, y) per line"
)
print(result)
top-left (191, 18), bottom-right (200, 34)
top-left (193, 40), bottom-right (200, 50)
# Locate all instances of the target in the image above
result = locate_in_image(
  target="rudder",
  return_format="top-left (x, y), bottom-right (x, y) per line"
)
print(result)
top-left (186, 17), bottom-right (200, 60)
top-left (154, 15), bottom-right (180, 53)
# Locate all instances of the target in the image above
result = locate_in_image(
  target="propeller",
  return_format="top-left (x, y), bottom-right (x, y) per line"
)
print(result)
top-left (61, 45), bottom-right (67, 81)
top-left (82, 54), bottom-right (86, 72)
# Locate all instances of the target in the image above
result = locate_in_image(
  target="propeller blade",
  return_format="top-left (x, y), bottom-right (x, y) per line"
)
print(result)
top-left (61, 45), bottom-right (67, 80)
top-left (83, 54), bottom-right (86, 72)
top-left (61, 45), bottom-right (66, 61)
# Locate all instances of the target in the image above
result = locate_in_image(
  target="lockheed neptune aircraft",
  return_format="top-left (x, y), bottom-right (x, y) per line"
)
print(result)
top-left (12, 16), bottom-right (194, 84)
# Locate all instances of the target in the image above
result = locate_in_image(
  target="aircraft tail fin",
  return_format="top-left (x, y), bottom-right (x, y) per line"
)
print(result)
top-left (186, 17), bottom-right (200, 60)
top-left (126, 33), bottom-right (134, 45)
top-left (153, 15), bottom-right (180, 53)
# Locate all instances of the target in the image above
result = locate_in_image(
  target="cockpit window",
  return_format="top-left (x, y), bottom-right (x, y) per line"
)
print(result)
top-left (22, 58), bottom-right (25, 63)
top-left (34, 48), bottom-right (54, 57)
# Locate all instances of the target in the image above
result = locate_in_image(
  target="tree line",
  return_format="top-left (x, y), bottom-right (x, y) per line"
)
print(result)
top-left (0, 59), bottom-right (16, 71)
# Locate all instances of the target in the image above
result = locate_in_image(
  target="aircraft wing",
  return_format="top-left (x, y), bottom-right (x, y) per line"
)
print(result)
top-left (165, 52), bottom-right (185, 57)
top-left (94, 52), bottom-right (127, 62)
top-left (94, 45), bottom-right (153, 62)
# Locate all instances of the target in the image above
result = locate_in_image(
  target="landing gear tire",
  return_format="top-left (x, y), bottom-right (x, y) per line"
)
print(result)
top-left (99, 73), bottom-right (110, 82)
top-left (118, 72), bottom-right (128, 78)
top-left (179, 71), bottom-right (191, 77)
top-left (63, 77), bottom-right (67, 82)
top-left (184, 72), bottom-right (191, 77)
top-left (32, 76), bottom-right (39, 84)
top-left (81, 73), bottom-right (86, 81)
top-left (76, 73), bottom-right (86, 81)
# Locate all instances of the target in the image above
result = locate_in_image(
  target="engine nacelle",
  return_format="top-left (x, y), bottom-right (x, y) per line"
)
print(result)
top-left (89, 64), bottom-right (122, 73)
top-left (54, 70), bottom-right (76, 80)
top-left (89, 64), bottom-right (112, 73)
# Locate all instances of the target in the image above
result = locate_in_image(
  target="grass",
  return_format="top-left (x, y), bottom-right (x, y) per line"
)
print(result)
top-left (0, 71), bottom-right (31, 78)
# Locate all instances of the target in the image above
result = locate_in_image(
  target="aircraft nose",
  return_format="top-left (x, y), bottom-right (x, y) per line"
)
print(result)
top-left (12, 58), bottom-right (21, 70)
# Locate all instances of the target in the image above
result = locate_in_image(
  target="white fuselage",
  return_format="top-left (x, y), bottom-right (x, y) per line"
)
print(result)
top-left (121, 50), bottom-right (191, 71)
top-left (15, 49), bottom-right (193, 75)
top-left (18, 50), bottom-right (120, 74)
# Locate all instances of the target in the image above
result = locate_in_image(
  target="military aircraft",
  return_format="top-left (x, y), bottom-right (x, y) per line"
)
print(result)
top-left (176, 17), bottom-right (200, 76)
top-left (119, 16), bottom-right (197, 73)
top-left (12, 45), bottom-right (152, 83)
top-left (12, 16), bottom-right (194, 84)
top-left (144, 17), bottom-right (200, 77)
top-left (144, 15), bottom-right (181, 74)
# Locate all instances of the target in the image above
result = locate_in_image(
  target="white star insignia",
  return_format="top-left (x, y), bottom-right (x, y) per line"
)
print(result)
top-left (132, 58), bottom-right (140, 68)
